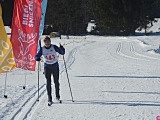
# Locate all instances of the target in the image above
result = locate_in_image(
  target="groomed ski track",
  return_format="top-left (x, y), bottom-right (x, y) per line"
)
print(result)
top-left (1, 36), bottom-right (160, 120)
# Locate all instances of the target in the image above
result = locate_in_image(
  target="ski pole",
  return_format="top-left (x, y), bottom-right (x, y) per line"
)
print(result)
top-left (37, 61), bottom-right (40, 101)
top-left (62, 55), bottom-right (74, 102)
top-left (4, 72), bottom-right (8, 98)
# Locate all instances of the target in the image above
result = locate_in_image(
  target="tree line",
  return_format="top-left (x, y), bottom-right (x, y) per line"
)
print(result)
top-left (1, 0), bottom-right (160, 36)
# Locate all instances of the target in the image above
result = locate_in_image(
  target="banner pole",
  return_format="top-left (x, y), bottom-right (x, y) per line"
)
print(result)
top-left (23, 70), bottom-right (27, 89)
top-left (4, 72), bottom-right (8, 98)
top-left (37, 61), bottom-right (40, 101)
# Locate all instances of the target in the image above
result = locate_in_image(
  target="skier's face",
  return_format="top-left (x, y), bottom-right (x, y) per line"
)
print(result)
top-left (44, 40), bottom-right (51, 47)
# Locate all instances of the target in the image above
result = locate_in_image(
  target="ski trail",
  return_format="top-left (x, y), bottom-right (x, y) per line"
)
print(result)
top-left (0, 86), bottom-right (35, 119)
top-left (107, 41), bottom-right (160, 62)
top-left (59, 47), bottom-right (78, 75)
top-left (60, 40), bottom-right (94, 74)
top-left (10, 84), bottom-right (46, 120)
top-left (129, 42), bottom-right (160, 61)
top-left (115, 42), bottom-right (149, 61)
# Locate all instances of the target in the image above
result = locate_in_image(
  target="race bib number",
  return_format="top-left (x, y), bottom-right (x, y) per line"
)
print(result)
top-left (45, 54), bottom-right (56, 60)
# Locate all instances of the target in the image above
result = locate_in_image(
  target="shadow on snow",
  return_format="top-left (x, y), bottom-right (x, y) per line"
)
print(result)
top-left (76, 75), bottom-right (160, 79)
top-left (63, 100), bottom-right (160, 107)
top-left (73, 75), bottom-right (160, 106)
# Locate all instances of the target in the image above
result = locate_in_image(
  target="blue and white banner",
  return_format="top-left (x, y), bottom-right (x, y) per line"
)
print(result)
top-left (39, 0), bottom-right (47, 37)
top-left (38, 0), bottom-right (48, 49)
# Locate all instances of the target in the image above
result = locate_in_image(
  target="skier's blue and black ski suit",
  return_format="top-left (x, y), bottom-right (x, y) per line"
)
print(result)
top-left (35, 43), bottom-right (65, 102)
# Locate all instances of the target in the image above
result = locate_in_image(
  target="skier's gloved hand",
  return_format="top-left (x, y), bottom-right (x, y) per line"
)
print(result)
top-left (36, 57), bottom-right (41, 61)
top-left (60, 44), bottom-right (64, 49)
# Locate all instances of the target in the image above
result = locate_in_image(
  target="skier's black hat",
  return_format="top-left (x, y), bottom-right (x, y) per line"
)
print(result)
top-left (44, 36), bottom-right (51, 42)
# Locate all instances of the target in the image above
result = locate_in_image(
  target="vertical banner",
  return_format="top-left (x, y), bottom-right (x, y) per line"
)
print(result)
top-left (11, 0), bottom-right (42, 71)
top-left (0, 4), bottom-right (16, 73)
top-left (38, 0), bottom-right (48, 50)
top-left (39, 0), bottom-right (47, 38)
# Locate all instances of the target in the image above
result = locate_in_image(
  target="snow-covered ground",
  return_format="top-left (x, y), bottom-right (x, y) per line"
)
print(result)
top-left (1, 32), bottom-right (160, 119)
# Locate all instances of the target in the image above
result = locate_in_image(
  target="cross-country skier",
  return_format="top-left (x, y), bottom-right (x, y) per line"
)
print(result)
top-left (35, 36), bottom-right (65, 106)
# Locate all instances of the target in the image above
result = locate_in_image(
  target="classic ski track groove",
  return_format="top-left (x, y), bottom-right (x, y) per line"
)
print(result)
top-left (107, 41), bottom-right (160, 62)
top-left (116, 42), bottom-right (149, 61)
top-left (0, 86), bottom-right (35, 119)
top-left (129, 42), bottom-right (160, 60)
top-left (10, 84), bottom-right (46, 120)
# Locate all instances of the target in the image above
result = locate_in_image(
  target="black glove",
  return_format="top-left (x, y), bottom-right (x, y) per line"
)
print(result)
top-left (60, 44), bottom-right (64, 49)
top-left (36, 57), bottom-right (41, 61)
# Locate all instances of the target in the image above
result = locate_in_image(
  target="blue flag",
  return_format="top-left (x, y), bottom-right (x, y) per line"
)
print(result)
top-left (38, 0), bottom-right (48, 50)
